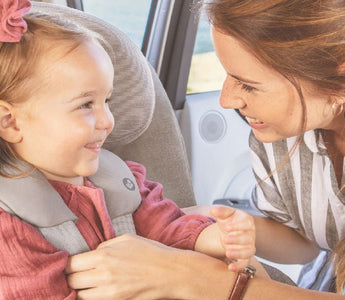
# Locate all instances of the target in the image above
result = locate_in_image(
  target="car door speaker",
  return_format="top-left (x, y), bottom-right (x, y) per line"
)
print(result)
top-left (199, 110), bottom-right (227, 143)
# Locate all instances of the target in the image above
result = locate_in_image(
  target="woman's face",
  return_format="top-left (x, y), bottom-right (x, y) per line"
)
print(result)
top-left (211, 26), bottom-right (337, 143)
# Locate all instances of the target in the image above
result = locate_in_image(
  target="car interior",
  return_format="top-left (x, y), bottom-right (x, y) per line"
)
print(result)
top-left (31, 0), bottom-right (302, 287)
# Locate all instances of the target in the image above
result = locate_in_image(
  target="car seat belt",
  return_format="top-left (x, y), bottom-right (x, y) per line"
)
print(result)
top-left (0, 149), bottom-right (141, 255)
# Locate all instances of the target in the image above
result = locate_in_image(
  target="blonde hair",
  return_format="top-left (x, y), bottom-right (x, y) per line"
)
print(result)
top-left (0, 12), bottom-right (102, 177)
top-left (203, 0), bottom-right (345, 293)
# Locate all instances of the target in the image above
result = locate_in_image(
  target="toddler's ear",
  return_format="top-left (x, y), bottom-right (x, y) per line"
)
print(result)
top-left (0, 101), bottom-right (22, 143)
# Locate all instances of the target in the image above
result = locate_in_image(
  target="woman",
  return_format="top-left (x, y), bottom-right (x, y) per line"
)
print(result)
top-left (66, 0), bottom-right (345, 299)
top-left (206, 0), bottom-right (345, 294)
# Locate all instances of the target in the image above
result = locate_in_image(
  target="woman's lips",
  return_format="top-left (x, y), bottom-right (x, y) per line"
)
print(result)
top-left (245, 116), bottom-right (263, 124)
top-left (245, 116), bottom-right (268, 130)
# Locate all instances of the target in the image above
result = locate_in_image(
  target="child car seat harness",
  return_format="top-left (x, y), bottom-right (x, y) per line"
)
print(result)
top-left (0, 149), bottom-right (141, 255)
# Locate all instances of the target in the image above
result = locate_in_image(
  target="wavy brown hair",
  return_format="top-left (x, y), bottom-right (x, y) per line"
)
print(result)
top-left (203, 0), bottom-right (345, 293)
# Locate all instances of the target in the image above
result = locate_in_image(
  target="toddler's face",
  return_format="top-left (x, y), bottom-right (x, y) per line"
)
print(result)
top-left (12, 39), bottom-right (114, 185)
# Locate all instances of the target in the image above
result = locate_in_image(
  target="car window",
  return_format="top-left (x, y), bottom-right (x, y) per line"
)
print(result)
top-left (187, 16), bottom-right (225, 94)
top-left (82, 0), bottom-right (151, 48)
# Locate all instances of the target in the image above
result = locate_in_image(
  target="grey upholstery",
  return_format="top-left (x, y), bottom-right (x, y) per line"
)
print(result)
top-left (31, 2), bottom-right (196, 208)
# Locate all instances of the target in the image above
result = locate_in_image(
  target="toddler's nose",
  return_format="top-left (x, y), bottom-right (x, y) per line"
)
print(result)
top-left (96, 105), bottom-right (114, 132)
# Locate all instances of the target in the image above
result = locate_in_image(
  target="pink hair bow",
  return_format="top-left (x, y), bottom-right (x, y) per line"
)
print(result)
top-left (0, 0), bottom-right (32, 43)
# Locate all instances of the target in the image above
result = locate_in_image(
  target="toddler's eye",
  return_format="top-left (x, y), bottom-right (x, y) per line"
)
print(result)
top-left (79, 101), bottom-right (93, 109)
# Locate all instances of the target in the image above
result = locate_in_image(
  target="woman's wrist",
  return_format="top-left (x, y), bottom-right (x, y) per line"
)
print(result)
top-left (167, 248), bottom-right (237, 300)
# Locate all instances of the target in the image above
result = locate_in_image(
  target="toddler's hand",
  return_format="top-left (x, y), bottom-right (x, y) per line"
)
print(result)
top-left (210, 206), bottom-right (256, 272)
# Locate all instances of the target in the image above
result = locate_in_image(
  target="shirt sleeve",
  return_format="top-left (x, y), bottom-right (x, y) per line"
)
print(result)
top-left (0, 209), bottom-right (76, 299)
top-left (127, 161), bottom-right (214, 250)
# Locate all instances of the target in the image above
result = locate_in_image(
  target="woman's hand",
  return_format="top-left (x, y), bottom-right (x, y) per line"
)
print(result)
top-left (65, 233), bottom-right (241, 300)
top-left (65, 234), bottom-right (177, 300)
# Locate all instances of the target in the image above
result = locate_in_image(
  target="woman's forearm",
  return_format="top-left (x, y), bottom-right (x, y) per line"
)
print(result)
top-left (168, 248), bottom-right (236, 299)
top-left (66, 234), bottom-right (342, 300)
top-left (254, 216), bottom-right (319, 264)
top-left (244, 276), bottom-right (343, 300)
top-left (171, 250), bottom-right (343, 300)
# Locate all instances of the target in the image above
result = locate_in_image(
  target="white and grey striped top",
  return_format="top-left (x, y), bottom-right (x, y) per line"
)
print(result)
top-left (250, 129), bottom-right (345, 292)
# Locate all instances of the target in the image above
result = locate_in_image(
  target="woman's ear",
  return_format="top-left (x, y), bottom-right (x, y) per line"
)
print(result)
top-left (0, 101), bottom-right (22, 143)
top-left (337, 63), bottom-right (345, 105)
top-left (331, 91), bottom-right (345, 105)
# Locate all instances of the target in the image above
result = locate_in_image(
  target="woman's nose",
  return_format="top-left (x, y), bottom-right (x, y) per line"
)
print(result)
top-left (219, 76), bottom-right (246, 109)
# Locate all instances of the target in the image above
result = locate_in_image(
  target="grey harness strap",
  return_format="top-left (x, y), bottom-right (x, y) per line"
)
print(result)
top-left (90, 149), bottom-right (141, 236)
top-left (0, 149), bottom-right (141, 255)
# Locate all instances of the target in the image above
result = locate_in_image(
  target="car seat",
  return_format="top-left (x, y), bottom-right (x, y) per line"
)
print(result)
top-left (31, 1), bottom-right (196, 208)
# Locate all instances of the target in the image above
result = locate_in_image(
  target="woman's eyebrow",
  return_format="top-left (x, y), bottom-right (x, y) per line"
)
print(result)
top-left (229, 73), bottom-right (262, 85)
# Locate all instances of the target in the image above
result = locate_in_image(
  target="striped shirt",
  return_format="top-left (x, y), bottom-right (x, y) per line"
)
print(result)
top-left (249, 129), bottom-right (345, 292)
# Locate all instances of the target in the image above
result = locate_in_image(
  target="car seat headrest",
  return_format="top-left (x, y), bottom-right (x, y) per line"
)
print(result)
top-left (31, 2), bottom-right (155, 145)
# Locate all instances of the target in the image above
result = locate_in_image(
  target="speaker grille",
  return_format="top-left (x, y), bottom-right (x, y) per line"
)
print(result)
top-left (199, 111), bottom-right (226, 143)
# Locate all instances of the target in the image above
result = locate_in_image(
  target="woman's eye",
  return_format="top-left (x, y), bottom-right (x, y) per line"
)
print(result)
top-left (241, 83), bottom-right (256, 93)
top-left (235, 79), bottom-right (256, 93)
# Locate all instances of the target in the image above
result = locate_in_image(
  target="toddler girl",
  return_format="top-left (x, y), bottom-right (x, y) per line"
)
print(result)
top-left (0, 1), bottom-right (255, 299)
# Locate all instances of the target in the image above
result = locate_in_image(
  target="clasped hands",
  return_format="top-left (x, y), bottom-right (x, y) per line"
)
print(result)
top-left (211, 205), bottom-right (256, 272)
top-left (65, 206), bottom-right (256, 299)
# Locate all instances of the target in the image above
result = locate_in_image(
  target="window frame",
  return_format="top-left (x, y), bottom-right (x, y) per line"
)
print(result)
top-left (143, 0), bottom-right (200, 109)
top-left (66, 0), bottom-right (83, 10)
top-left (69, 0), bottom-right (200, 110)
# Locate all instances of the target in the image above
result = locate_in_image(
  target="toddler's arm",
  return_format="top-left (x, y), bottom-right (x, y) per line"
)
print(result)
top-left (194, 206), bottom-right (256, 271)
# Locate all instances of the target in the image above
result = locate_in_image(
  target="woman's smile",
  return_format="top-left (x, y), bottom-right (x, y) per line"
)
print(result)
top-left (246, 117), bottom-right (267, 130)
top-left (241, 113), bottom-right (267, 130)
